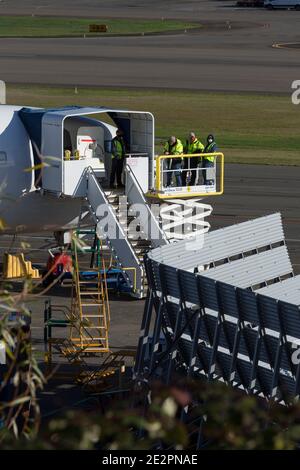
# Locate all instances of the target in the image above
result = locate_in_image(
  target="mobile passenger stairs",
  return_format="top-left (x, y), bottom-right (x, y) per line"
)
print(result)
top-left (19, 106), bottom-right (224, 299)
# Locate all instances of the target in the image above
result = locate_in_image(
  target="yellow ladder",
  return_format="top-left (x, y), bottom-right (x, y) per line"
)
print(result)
top-left (70, 230), bottom-right (110, 354)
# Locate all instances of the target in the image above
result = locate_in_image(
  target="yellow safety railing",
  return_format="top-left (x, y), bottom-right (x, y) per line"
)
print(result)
top-left (149, 152), bottom-right (224, 200)
top-left (119, 266), bottom-right (137, 293)
top-left (83, 261), bottom-right (137, 294)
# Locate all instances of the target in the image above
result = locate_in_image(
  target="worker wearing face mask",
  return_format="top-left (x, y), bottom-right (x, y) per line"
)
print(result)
top-left (203, 134), bottom-right (218, 186)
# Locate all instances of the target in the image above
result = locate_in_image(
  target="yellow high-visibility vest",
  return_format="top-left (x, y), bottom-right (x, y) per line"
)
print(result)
top-left (112, 138), bottom-right (125, 159)
top-left (163, 139), bottom-right (183, 155)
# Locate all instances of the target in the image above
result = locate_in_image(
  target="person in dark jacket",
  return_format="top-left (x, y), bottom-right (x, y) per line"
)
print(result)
top-left (203, 134), bottom-right (218, 185)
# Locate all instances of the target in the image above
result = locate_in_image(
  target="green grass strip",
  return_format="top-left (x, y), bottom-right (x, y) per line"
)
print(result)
top-left (0, 16), bottom-right (200, 37)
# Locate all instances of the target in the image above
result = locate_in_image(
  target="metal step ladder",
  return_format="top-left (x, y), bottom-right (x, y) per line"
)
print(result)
top-left (76, 167), bottom-right (214, 297)
top-left (83, 168), bottom-right (153, 298)
top-left (104, 187), bottom-right (153, 287)
top-left (70, 229), bottom-right (110, 353)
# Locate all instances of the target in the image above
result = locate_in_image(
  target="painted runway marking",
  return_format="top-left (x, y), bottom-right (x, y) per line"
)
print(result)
top-left (273, 42), bottom-right (300, 50)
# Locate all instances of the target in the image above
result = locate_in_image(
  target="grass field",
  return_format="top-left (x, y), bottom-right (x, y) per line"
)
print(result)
top-left (0, 17), bottom-right (199, 37)
top-left (7, 84), bottom-right (300, 166)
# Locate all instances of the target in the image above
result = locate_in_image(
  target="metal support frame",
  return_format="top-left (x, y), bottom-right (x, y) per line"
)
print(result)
top-left (134, 253), bottom-right (300, 449)
top-left (70, 228), bottom-right (110, 354)
top-left (159, 198), bottom-right (212, 241)
top-left (132, 213), bottom-right (300, 450)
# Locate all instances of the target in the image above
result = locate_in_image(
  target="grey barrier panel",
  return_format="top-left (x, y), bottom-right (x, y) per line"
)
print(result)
top-left (201, 246), bottom-right (293, 289)
top-left (149, 213), bottom-right (285, 271)
top-left (178, 270), bottom-right (201, 305)
top-left (280, 302), bottom-right (300, 338)
top-left (162, 264), bottom-right (182, 298)
top-left (215, 282), bottom-right (240, 319)
top-left (257, 295), bottom-right (281, 331)
top-left (136, 256), bottom-right (300, 403)
top-left (257, 276), bottom-right (300, 306)
top-left (134, 257), bottom-right (161, 377)
top-left (197, 276), bottom-right (219, 312)
top-left (135, 213), bottom-right (300, 406)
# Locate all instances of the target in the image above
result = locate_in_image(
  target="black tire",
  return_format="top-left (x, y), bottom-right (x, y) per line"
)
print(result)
top-left (266, 4), bottom-right (274, 9)
top-left (42, 272), bottom-right (54, 287)
top-left (295, 4), bottom-right (300, 10)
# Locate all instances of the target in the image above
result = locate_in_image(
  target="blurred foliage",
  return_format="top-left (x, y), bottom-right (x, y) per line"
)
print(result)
top-left (189, 380), bottom-right (300, 450)
top-left (1, 385), bottom-right (189, 450)
top-left (1, 376), bottom-right (300, 449)
top-left (1, 247), bottom-right (300, 449)
top-left (0, 285), bottom-right (46, 441)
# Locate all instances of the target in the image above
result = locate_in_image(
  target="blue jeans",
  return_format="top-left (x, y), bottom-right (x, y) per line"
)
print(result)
top-left (202, 160), bottom-right (214, 185)
top-left (166, 161), bottom-right (182, 187)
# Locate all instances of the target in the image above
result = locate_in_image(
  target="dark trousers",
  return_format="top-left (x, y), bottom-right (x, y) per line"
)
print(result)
top-left (182, 157), bottom-right (200, 186)
top-left (202, 159), bottom-right (214, 185)
top-left (110, 158), bottom-right (124, 186)
top-left (166, 161), bottom-right (182, 187)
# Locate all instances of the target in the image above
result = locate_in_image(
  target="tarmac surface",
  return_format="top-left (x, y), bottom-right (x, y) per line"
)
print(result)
top-left (0, 1), bottom-right (299, 92)
top-left (212, 164), bottom-right (300, 275)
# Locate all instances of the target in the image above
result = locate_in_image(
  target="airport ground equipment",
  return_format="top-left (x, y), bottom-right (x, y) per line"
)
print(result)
top-left (42, 251), bottom-right (72, 287)
top-left (44, 231), bottom-right (111, 359)
top-left (135, 213), bottom-right (300, 447)
top-left (136, 213), bottom-right (300, 402)
top-left (80, 169), bottom-right (154, 298)
top-left (69, 229), bottom-right (110, 354)
top-left (147, 152), bottom-right (223, 241)
top-left (0, 105), bottom-right (224, 297)
top-left (46, 241), bottom-right (133, 294)
top-left (43, 301), bottom-right (73, 365)
top-left (77, 349), bottom-right (136, 392)
top-left (151, 152), bottom-right (224, 200)
top-left (61, 268), bottom-right (133, 294)
top-left (3, 252), bottom-right (40, 279)
top-left (43, 300), bottom-right (135, 390)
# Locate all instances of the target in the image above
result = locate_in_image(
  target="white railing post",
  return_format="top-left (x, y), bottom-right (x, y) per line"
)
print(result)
top-left (0, 80), bottom-right (6, 104)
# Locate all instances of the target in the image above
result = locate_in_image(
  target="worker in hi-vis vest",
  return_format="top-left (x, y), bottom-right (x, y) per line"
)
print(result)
top-left (163, 136), bottom-right (183, 187)
top-left (110, 128), bottom-right (126, 188)
top-left (182, 131), bottom-right (204, 186)
top-left (203, 134), bottom-right (218, 186)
